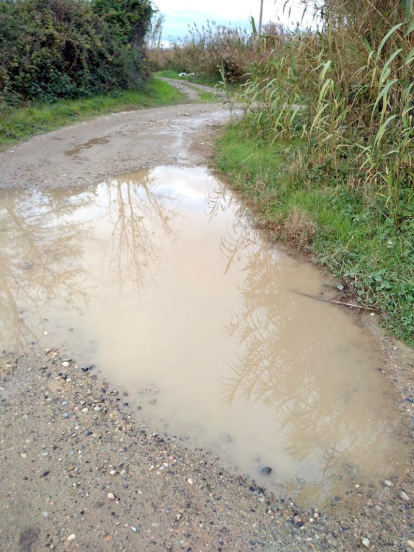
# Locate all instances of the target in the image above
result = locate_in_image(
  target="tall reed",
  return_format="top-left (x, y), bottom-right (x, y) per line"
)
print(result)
top-left (237, 7), bottom-right (414, 230)
top-left (149, 21), bottom-right (280, 83)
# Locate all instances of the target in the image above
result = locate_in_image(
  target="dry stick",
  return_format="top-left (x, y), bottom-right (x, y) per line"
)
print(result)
top-left (290, 290), bottom-right (376, 311)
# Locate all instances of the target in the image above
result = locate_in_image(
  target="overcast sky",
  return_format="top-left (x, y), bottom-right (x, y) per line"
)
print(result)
top-left (154, 0), bottom-right (317, 43)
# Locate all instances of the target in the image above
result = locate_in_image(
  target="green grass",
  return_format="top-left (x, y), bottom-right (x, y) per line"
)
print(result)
top-left (154, 69), bottom-right (182, 79)
top-left (154, 70), bottom-right (222, 87)
top-left (197, 91), bottom-right (218, 103)
top-left (155, 71), bottom-right (223, 102)
top-left (215, 123), bottom-right (414, 345)
top-left (0, 79), bottom-right (185, 148)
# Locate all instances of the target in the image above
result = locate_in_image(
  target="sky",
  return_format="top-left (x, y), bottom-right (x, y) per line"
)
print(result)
top-left (154, 0), bottom-right (318, 43)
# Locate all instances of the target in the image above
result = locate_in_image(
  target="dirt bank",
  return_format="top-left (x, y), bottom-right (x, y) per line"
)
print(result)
top-left (0, 82), bottom-right (413, 552)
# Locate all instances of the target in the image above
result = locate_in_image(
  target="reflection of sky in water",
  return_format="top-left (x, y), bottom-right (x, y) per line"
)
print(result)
top-left (154, 177), bottom-right (216, 211)
top-left (0, 166), bottom-right (409, 506)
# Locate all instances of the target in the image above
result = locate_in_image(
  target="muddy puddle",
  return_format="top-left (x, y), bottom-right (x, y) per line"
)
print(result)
top-left (0, 167), bottom-right (409, 504)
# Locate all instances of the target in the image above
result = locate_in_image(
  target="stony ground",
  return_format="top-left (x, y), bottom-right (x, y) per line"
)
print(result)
top-left (0, 350), bottom-right (413, 552)
top-left (0, 79), bottom-right (228, 190)
top-left (0, 80), bottom-right (413, 552)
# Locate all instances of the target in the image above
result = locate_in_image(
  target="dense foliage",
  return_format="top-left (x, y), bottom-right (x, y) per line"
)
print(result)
top-left (0, 0), bottom-right (154, 104)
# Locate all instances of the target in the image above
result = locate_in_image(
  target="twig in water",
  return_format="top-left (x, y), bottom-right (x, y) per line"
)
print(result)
top-left (290, 290), bottom-right (376, 311)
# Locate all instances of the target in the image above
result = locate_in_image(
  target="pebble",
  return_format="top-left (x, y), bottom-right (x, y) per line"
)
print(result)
top-left (109, 470), bottom-right (116, 476)
top-left (384, 480), bottom-right (394, 487)
top-left (131, 527), bottom-right (137, 533)
top-left (42, 511), bottom-right (49, 518)
top-left (94, 406), bottom-right (101, 412)
top-left (188, 478), bottom-right (193, 485)
top-left (400, 491), bottom-right (410, 502)
top-left (84, 431), bottom-right (90, 436)
top-left (67, 534), bottom-right (76, 542)
top-left (406, 540), bottom-right (414, 549)
top-left (62, 362), bottom-right (70, 368)
top-left (362, 537), bottom-right (370, 548)
top-left (63, 413), bottom-right (69, 419)
top-left (260, 467), bottom-right (272, 475)
top-left (108, 493), bottom-right (115, 500)
top-left (175, 513), bottom-right (183, 521)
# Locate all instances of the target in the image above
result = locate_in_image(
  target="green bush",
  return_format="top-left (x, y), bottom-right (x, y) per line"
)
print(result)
top-left (0, 0), bottom-right (154, 104)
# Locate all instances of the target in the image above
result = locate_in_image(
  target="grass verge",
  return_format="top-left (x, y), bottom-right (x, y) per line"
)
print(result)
top-left (194, 90), bottom-right (218, 103)
top-left (0, 79), bottom-right (185, 148)
top-left (214, 123), bottom-right (414, 346)
top-left (154, 70), bottom-right (221, 87)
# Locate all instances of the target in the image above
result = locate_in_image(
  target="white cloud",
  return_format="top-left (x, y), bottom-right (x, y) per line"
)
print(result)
top-left (156, 0), bottom-right (262, 20)
top-left (153, 0), bottom-right (317, 42)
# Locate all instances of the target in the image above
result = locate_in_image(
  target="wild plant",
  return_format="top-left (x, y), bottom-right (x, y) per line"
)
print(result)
top-left (237, 3), bottom-right (414, 230)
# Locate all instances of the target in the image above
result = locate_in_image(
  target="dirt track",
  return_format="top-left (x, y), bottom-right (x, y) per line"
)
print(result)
top-left (0, 80), bottom-right (413, 552)
top-left (0, 80), bottom-right (228, 190)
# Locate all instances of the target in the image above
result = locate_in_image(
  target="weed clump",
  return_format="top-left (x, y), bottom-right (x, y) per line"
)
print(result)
top-left (281, 208), bottom-right (317, 251)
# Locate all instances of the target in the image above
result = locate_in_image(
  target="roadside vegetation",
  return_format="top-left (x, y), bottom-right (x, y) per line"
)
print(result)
top-left (148, 21), bottom-right (255, 84)
top-left (0, 0), bottom-right (154, 104)
top-left (158, 1), bottom-right (414, 344)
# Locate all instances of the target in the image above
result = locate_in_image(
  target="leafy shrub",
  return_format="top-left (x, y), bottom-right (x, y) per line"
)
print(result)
top-left (0, 0), bottom-right (153, 104)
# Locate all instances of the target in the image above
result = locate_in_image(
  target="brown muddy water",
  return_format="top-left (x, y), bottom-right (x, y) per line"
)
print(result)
top-left (0, 167), bottom-right (409, 505)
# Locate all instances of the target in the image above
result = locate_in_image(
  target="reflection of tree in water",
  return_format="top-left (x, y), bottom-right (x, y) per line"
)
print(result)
top-left (0, 187), bottom-right (93, 351)
top-left (206, 184), bottom-right (401, 499)
top-left (0, 173), bottom-right (181, 352)
top-left (101, 173), bottom-right (180, 291)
